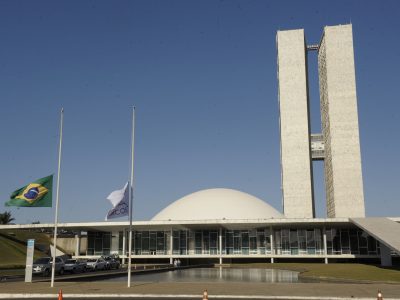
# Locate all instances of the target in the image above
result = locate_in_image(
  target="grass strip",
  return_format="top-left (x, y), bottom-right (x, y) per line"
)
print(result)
top-left (230, 263), bottom-right (400, 283)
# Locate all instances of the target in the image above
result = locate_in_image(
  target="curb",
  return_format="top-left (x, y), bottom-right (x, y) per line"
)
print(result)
top-left (0, 294), bottom-right (397, 300)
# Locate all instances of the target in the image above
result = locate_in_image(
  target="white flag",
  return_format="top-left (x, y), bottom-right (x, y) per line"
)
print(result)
top-left (105, 182), bottom-right (129, 220)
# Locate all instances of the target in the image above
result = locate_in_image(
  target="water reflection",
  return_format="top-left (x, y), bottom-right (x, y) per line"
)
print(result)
top-left (105, 268), bottom-right (300, 283)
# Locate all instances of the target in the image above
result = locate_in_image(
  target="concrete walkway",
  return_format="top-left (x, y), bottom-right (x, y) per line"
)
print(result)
top-left (1, 281), bottom-right (400, 299)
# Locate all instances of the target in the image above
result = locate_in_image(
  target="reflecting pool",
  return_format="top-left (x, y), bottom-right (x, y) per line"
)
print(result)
top-left (105, 267), bottom-right (302, 283)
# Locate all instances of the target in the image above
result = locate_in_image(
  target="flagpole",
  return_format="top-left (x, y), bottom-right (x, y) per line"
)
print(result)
top-left (127, 107), bottom-right (135, 288)
top-left (51, 108), bottom-right (64, 288)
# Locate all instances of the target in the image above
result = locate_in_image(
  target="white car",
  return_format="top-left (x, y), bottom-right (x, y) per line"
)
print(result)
top-left (85, 258), bottom-right (106, 271)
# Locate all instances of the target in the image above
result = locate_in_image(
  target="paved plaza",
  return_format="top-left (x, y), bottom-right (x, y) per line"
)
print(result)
top-left (1, 280), bottom-right (400, 299)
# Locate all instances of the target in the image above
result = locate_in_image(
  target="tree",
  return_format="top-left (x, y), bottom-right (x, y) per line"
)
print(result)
top-left (0, 211), bottom-right (15, 224)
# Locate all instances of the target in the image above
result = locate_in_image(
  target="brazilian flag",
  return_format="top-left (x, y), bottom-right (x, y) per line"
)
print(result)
top-left (6, 175), bottom-right (53, 207)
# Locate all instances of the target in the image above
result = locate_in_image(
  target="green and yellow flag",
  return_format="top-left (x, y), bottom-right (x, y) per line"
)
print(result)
top-left (6, 175), bottom-right (53, 207)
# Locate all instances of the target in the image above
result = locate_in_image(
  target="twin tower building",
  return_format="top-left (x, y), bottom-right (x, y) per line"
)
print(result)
top-left (277, 24), bottom-right (365, 219)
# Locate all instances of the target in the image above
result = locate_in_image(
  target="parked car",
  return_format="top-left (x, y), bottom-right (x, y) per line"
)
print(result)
top-left (102, 256), bottom-right (120, 270)
top-left (86, 258), bottom-right (106, 271)
top-left (64, 259), bottom-right (86, 273)
top-left (32, 257), bottom-right (65, 276)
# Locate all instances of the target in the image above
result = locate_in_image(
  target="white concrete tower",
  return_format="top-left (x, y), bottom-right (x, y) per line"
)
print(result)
top-left (276, 29), bottom-right (315, 218)
top-left (318, 24), bottom-right (365, 218)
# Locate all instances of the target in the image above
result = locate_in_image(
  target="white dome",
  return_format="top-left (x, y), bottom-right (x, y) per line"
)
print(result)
top-left (151, 188), bottom-right (284, 221)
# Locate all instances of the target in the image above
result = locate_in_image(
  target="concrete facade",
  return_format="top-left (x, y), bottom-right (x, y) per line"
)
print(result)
top-left (277, 24), bottom-right (365, 219)
top-left (51, 236), bottom-right (87, 256)
top-left (318, 24), bottom-right (365, 218)
top-left (276, 29), bottom-right (315, 218)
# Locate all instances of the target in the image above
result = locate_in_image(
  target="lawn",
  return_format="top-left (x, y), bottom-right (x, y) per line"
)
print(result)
top-left (2, 229), bottom-right (52, 245)
top-left (0, 230), bottom-right (49, 269)
top-left (233, 263), bottom-right (400, 282)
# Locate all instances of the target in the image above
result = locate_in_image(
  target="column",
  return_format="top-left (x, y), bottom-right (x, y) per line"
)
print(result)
top-left (219, 228), bottom-right (223, 265)
top-left (110, 231), bottom-right (119, 255)
top-left (323, 227), bottom-right (328, 264)
top-left (74, 233), bottom-right (81, 257)
top-left (270, 227), bottom-right (274, 264)
top-left (169, 229), bottom-right (173, 264)
top-left (122, 229), bottom-right (126, 265)
top-left (380, 244), bottom-right (392, 267)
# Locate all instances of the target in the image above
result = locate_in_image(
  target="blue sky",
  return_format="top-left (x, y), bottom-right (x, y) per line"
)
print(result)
top-left (1, 0), bottom-right (399, 223)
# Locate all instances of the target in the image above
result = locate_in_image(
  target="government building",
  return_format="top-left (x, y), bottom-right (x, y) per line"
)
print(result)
top-left (1, 24), bottom-right (399, 266)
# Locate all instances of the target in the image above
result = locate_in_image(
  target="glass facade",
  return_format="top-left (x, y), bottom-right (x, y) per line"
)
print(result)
top-left (87, 227), bottom-right (380, 257)
top-left (326, 228), bottom-right (380, 255)
top-left (134, 231), bottom-right (169, 255)
top-left (274, 228), bottom-right (323, 255)
top-left (223, 229), bottom-right (271, 255)
top-left (87, 231), bottom-right (111, 255)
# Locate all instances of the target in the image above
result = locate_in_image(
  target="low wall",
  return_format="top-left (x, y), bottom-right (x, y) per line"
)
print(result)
top-left (50, 236), bottom-right (87, 255)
